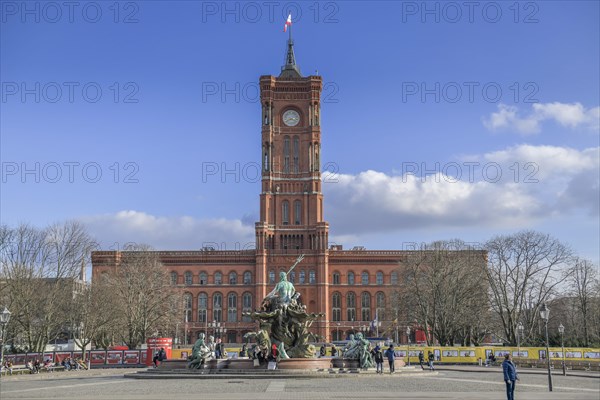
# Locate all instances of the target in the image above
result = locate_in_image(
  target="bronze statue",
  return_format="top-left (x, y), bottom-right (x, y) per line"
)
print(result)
top-left (187, 333), bottom-right (213, 369)
top-left (243, 254), bottom-right (323, 359)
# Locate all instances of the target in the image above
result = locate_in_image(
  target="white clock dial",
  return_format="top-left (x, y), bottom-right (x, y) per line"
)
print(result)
top-left (283, 110), bottom-right (300, 127)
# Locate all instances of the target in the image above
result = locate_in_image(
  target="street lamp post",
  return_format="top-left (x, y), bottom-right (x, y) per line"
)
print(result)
top-left (406, 326), bottom-right (411, 367)
top-left (0, 307), bottom-right (11, 366)
top-left (558, 323), bottom-right (566, 376)
top-left (517, 322), bottom-right (524, 365)
top-left (539, 303), bottom-right (553, 392)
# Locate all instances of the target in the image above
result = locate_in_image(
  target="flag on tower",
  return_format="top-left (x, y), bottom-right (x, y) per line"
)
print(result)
top-left (284, 14), bottom-right (292, 32)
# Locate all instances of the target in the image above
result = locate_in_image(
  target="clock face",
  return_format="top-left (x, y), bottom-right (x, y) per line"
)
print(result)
top-left (282, 110), bottom-right (300, 127)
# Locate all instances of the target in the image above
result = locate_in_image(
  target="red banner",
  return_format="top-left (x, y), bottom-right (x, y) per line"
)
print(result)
top-left (123, 351), bottom-right (140, 364)
top-left (106, 351), bottom-right (123, 365)
top-left (90, 351), bottom-right (106, 364)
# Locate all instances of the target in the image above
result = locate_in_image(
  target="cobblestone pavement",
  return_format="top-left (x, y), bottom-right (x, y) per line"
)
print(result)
top-left (1, 368), bottom-right (598, 400)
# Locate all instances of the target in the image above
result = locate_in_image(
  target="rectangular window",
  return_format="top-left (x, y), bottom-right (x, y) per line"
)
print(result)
top-left (309, 270), bottom-right (316, 284)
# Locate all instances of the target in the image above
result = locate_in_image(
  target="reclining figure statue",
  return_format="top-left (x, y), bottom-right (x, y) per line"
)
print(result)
top-left (188, 332), bottom-right (213, 369)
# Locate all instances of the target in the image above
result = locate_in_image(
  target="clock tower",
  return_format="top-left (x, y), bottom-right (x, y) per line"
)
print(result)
top-left (254, 33), bottom-right (330, 336)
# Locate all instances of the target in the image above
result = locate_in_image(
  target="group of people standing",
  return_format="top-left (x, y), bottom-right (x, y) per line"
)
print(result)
top-left (371, 344), bottom-right (397, 374)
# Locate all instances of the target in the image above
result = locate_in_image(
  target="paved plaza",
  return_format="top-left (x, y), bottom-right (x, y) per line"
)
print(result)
top-left (1, 367), bottom-right (599, 400)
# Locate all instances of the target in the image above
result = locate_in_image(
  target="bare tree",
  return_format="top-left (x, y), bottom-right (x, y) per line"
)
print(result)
top-left (0, 222), bottom-right (96, 352)
top-left (485, 230), bottom-right (573, 345)
top-left (68, 276), bottom-right (118, 360)
top-left (394, 240), bottom-right (488, 346)
top-left (567, 258), bottom-right (600, 346)
top-left (105, 244), bottom-right (180, 349)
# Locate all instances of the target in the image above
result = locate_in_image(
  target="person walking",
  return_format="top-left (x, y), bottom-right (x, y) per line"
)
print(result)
top-left (384, 345), bottom-right (395, 374)
top-left (502, 353), bottom-right (519, 400)
top-left (428, 351), bottom-right (435, 371)
top-left (372, 345), bottom-right (384, 374)
top-left (331, 345), bottom-right (338, 357)
top-left (319, 344), bottom-right (326, 358)
top-left (418, 351), bottom-right (425, 370)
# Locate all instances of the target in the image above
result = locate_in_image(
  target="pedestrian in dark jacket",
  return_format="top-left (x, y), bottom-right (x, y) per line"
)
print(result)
top-left (372, 346), bottom-right (384, 374)
top-left (428, 351), bottom-right (435, 370)
top-left (331, 345), bottom-right (338, 357)
top-left (384, 345), bottom-right (395, 374)
top-left (418, 351), bottom-right (425, 370)
top-left (319, 344), bottom-right (326, 357)
top-left (502, 353), bottom-right (519, 400)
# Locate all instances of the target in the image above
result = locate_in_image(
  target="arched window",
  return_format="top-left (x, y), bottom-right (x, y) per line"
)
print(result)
top-left (361, 292), bottom-right (371, 321)
top-left (242, 292), bottom-right (253, 322)
top-left (214, 272), bottom-right (222, 285)
top-left (332, 292), bottom-right (341, 322)
top-left (199, 272), bottom-right (207, 285)
top-left (227, 293), bottom-right (237, 322)
top-left (229, 272), bottom-right (237, 285)
top-left (282, 201), bottom-right (289, 225)
top-left (243, 271), bottom-right (252, 284)
top-left (284, 136), bottom-right (290, 173)
top-left (299, 270), bottom-right (306, 284)
top-left (293, 136), bottom-right (299, 173)
top-left (391, 271), bottom-right (399, 285)
top-left (289, 271), bottom-right (296, 283)
top-left (376, 271), bottom-right (384, 285)
top-left (332, 272), bottom-right (340, 285)
top-left (294, 200), bottom-right (301, 225)
top-left (309, 270), bottom-right (316, 284)
top-left (183, 293), bottom-right (193, 323)
top-left (198, 293), bottom-right (208, 323)
top-left (170, 272), bottom-right (178, 285)
top-left (346, 292), bottom-right (356, 322)
top-left (348, 272), bottom-right (355, 285)
top-left (269, 270), bottom-right (275, 284)
top-left (376, 292), bottom-right (385, 321)
top-left (213, 293), bottom-right (222, 322)
top-left (361, 271), bottom-right (369, 285)
top-left (184, 271), bottom-right (193, 285)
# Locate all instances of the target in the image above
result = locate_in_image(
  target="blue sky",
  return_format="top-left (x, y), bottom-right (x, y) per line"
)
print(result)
top-left (1, 1), bottom-right (599, 262)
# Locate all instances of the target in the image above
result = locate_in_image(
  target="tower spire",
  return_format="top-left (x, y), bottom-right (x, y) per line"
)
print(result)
top-left (280, 18), bottom-right (302, 78)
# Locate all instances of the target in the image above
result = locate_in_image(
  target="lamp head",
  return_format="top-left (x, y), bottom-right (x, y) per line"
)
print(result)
top-left (0, 307), bottom-right (11, 325)
top-left (539, 303), bottom-right (549, 322)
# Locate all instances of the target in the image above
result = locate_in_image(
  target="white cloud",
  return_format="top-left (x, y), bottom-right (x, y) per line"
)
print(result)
top-left (324, 145), bottom-right (599, 235)
top-left (483, 102), bottom-right (599, 134)
top-left (79, 210), bottom-right (255, 250)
